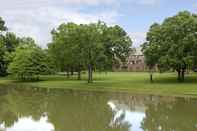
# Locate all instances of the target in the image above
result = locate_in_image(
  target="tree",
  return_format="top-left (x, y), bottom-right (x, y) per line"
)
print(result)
top-left (0, 17), bottom-right (7, 31)
top-left (0, 36), bottom-right (7, 76)
top-left (49, 21), bottom-right (132, 83)
top-left (79, 23), bottom-right (104, 83)
top-left (0, 17), bottom-right (21, 76)
top-left (8, 38), bottom-right (54, 81)
top-left (0, 17), bottom-right (7, 76)
top-left (142, 23), bottom-right (161, 82)
top-left (48, 23), bottom-right (85, 79)
top-left (102, 25), bottom-right (132, 71)
top-left (142, 11), bottom-right (197, 82)
top-left (0, 33), bottom-right (20, 76)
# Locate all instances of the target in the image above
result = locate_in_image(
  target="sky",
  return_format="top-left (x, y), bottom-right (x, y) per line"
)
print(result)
top-left (0, 0), bottom-right (196, 48)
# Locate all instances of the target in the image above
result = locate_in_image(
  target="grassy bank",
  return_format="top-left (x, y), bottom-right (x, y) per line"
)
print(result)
top-left (1, 72), bottom-right (197, 97)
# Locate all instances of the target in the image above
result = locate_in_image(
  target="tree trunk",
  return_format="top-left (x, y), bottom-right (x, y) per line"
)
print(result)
top-left (77, 65), bottom-right (81, 80)
top-left (150, 73), bottom-right (153, 83)
top-left (77, 67), bottom-right (81, 80)
top-left (77, 71), bottom-right (81, 80)
top-left (177, 70), bottom-right (181, 82)
top-left (71, 67), bottom-right (74, 76)
top-left (149, 67), bottom-right (153, 83)
top-left (181, 69), bottom-right (185, 82)
top-left (66, 70), bottom-right (70, 78)
top-left (88, 64), bottom-right (93, 83)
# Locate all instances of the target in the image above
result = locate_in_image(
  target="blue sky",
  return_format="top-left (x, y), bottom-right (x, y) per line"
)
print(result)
top-left (0, 0), bottom-right (196, 47)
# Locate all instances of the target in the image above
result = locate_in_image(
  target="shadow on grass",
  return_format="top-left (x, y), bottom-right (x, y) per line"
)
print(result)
top-left (153, 75), bottom-right (197, 84)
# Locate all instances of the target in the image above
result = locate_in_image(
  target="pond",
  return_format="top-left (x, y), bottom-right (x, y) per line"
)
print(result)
top-left (0, 85), bottom-right (197, 131)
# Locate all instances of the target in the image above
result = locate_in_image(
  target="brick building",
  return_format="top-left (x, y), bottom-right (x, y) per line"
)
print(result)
top-left (126, 48), bottom-right (146, 71)
top-left (114, 48), bottom-right (147, 72)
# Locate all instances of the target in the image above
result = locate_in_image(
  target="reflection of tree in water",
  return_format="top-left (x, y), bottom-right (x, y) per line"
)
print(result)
top-left (46, 90), bottom-right (127, 131)
top-left (0, 86), bottom-right (49, 128)
top-left (0, 87), bottom-right (18, 128)
top-left (0, 86), bottom-right (197, 131)
top-left (141, 97), bottom-right (197, 131)
top-left (0, 86), bottom-right (127, 131)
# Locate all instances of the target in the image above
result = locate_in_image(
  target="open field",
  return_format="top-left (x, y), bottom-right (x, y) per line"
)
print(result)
top-left (1, 72), bottom-right (197, 97)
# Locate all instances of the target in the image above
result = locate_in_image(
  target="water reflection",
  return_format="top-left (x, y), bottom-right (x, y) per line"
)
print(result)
top-left (108, 100), bottom-right (145, 131)
top-left (0, 86), bottom-right (197, 131)
top-left (1, 116), bottom-right (54, 131)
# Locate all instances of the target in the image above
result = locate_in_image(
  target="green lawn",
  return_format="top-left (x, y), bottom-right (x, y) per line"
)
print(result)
top-left (1, 72), bottom-right (197, 97)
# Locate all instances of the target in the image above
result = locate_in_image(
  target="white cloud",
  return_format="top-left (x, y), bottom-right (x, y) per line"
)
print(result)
top-left (193, 3), bottom-right (197, 12)
top-left (130, 0), bottom-right (161, 6)
top-left (130, 32), bottom-right (146, 47)
top-left (138, 0), bottom-right (160, 5)
top-left (62, 0), bottom-right (116, 5)
top-left (0, 0), bottom-right (117, 9)
top-left (0, 0), bottom-right (119, 48)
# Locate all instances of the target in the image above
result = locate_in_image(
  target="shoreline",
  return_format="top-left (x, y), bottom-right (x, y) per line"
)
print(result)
top-left (1, 72), bottom-right (197, 98)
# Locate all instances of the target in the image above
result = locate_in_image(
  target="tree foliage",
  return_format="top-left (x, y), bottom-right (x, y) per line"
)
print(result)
top-left (8, 38), bottom-right (54, 81)
top-left (142, 11), bottom-right (197, 82)
top-left (48, 21), bottom-right (132, 83)
top-left (0, 17), bottom-right (21, 76)
top-left (0, 17), bottom-right (7, 31)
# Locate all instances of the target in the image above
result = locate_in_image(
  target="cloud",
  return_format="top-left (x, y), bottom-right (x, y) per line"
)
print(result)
top-left (193, 3), bottom-right (197, 12)
top-left (0, 0), bottom-right (117, 9)
top-left (130, 32), bottom-right (146, 47)
top-left (62, 0), bottom-right (116, 5)
top-left (0, 0), bottom-right (119, 48)
top-left (130, 0), bottom-right (161, 6)
top-left (138, 0), bottom-right (160, 5)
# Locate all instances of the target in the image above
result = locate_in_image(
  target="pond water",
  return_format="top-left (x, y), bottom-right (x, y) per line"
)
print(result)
top-left (0, 86), bottom-right (197, 131)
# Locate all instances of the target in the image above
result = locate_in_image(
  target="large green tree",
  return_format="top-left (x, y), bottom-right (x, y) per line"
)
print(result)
top-left (102, 24), bottom-right (132, 70)
top-left (48, 23), bottom-right (85, 79)
top-left (49, 21), bottom-right (132, 83)
top-left (142, 11), bottom-right (197, 82)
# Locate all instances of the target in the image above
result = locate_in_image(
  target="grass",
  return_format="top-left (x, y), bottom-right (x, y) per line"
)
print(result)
top-left (1, 72), bottom-right (197, 97)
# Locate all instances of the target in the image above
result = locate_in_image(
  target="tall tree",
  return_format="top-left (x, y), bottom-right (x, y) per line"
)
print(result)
top-left (79, 23), bottom-right (106, 83)
top-left (0, 17), bottom-right (22, 76)
top-left (0, 17), bottom-right (7, 31)
top-left (0, 17), bottom-right (8, 76)
top-left (48, 23), bottom-right (85, 79)
top-left (142, 11), bottom-right (197, 82)
top-left (49, 21), bottom-right (132, 83)
top-left (102, 24), bottom-right (132, 71)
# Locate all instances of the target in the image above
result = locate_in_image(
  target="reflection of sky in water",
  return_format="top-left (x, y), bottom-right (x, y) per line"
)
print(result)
top-left (108, 101), bottom-right (145, 131)
top-left (0, 116), bottom-right (54, 131)
top-left (124, 111), bottom-right (145, 131)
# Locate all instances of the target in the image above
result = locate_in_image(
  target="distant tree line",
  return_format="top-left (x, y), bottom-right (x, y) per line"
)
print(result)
top-left (1, 10), bottom-right (196, 83)
top-left (0, 18), bottom-right (132, 82)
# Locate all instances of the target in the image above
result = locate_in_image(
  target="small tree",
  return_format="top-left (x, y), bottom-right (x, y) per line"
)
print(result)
top-left (8, 38), bottom-right (54, 81)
